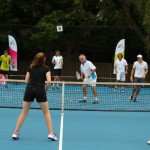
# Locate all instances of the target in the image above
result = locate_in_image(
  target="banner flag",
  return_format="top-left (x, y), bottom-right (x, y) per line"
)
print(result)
top-left (113, 39), bottom-right (125, 74)
top-left (8, 35), bottom-right (18, 71)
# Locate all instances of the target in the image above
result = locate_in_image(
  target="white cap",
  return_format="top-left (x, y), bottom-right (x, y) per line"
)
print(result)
top-left (137, 54), bottom-right (142, 58)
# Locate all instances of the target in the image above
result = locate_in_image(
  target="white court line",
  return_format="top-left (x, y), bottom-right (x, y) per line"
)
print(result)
top-left (59, 112), bottom-right (64, 150)
top-left (58, 82), bottom-right (65, 150)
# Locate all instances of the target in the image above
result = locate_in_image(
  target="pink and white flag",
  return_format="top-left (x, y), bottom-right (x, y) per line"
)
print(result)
top-left (8, 35), bottom-right (18, 71)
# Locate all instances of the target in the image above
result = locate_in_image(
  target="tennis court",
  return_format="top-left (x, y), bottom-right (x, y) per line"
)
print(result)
top-left (0, 81), bottom-right (150, 150)
top-left (0, 109), bottom-right (150, 150)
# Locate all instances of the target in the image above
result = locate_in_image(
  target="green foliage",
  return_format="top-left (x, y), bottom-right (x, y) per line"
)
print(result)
top-left (143, 1), bottom-right (150, 28)
top-left (31, 10), bottom-right (64, 45)
top-left (0, 0), bottom-right (150, 61)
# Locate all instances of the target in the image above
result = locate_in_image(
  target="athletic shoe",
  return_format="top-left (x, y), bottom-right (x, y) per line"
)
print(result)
top-left (12, 132), bottom-right (19, 140)
top-left (5, 84), bottom-right (8, 88)
top-left (121, 89), bottom-right (124, 93)
top-left (52, 86), bottom-right (55, 90)
top-left (48, 133), bottom-right (57, 141)
top-left (129, 95), bottom-right (133, 101)
top-left (79, 99), bottom-right (87, 103)
top-left (56, 86), bottom-right (60, 90)
top-left (147, 140), bottom-right (150, 144)
top-left (114, 88), bottom-right (117, 92)
top-left (93, 100), bottom-right (98, 104)
top-left (133, 97), bottom-right (137, 102)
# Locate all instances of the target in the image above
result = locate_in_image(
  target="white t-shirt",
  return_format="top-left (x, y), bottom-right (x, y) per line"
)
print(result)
top-left (114, 58), bottom-right (128, 73)
top-left (80, 60), bottom-right (96, 79)
top-left (133, 61), bottom-right (148, 78)
top-left (52, 55), bottom-right (63, 69)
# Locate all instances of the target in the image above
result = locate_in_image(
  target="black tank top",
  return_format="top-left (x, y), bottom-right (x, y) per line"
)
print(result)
top-left (27, 65), bottom-right (50, 88)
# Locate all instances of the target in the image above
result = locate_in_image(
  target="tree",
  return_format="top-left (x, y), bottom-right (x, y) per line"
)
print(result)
top-left (0, 0), bottom-right (150, 62)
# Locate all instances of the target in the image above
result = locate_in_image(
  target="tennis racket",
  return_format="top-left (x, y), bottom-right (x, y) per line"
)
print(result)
top-left (59, 58), bottom-right (63, 67)
top-left (120, 72), bottom-right (125, 81)
top-left (76, 71), bottom-right (81, 80)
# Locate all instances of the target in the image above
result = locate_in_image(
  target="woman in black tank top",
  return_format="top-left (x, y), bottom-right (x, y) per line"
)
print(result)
top-left (12, 52), bottom-right (57, 141)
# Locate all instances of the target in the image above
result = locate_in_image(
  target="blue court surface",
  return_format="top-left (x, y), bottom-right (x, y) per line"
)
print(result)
top-left (0, 108), bottom-right (150, 150)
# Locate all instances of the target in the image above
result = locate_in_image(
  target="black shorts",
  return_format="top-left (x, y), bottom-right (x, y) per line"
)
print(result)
top-left (134, 77), bottom-right (144, 83)
top-left (0, 70), bottom-right (9, 75)
top-left (24, 86), bottom-right (47, 102)
top-left (54, 69), bottom-right (62, 76)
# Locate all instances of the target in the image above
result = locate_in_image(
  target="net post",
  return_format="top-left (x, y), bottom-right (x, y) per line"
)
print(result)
top-left (59, 82), bottom-right (65, 150)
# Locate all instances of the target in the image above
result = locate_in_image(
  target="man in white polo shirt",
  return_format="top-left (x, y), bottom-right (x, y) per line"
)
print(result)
top-left (130, 54), bottom-right (148, 102)
top-left (78, 54), bottom-right (98, 104)
top-left (114, 53), bottom-right (128, 92)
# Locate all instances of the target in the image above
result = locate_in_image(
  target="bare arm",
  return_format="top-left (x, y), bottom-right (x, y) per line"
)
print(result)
top-left (45, 71), bottom-right (51, 92)
top-left (114, 66), bottom-right (117, 73)
top-left (130, 68), bottom-right (135, 82)
top-left (125, 65), bottom-right (128, 74)
top-left (143, 69), bottom-right (148, 78)
top-left (52, 57), bottom-right (56, 65)
top-left (9, 56), bottom-right (12, 65)
top-left (91, 68), bottom-right (96, 74)
top-left (25, 72), bottom-right (30, 84)
top-left (80, 72), bottom-right (84, 80)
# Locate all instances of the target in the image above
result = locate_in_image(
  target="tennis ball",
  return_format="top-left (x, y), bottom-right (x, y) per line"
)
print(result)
top-left (147, 140), bottom-right (150, 144)
top-left (70, 100), bottom-right (73, 103)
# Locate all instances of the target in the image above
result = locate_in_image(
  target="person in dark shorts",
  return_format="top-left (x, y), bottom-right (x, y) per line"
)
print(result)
top-left (0, 50), bottom-right (11, 87)
top-left (52, 50), bottom-right (63, 90)
top-left (12, 52), bottom-right (57, 141)
top-left (129, 54), bottom-right (148, 102)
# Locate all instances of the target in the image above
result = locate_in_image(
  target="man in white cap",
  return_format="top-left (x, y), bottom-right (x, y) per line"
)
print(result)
top-left (130, 54), bottom-right (148, 102)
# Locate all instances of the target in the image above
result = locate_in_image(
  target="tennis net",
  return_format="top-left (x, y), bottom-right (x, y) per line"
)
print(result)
top-left (0, 80), bottom-right (150, 112)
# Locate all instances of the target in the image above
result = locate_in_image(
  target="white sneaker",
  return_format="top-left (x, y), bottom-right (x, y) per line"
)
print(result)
top-left (12, 132), bottom-right (19, 140)
top-left (94, 97), bottom-right (98, 101)
top-left (79, 99), bottom-right (87, 103)
top-left (121, 88), bottom-right (124, 92)
top-left (114, 88), bottom-right (117, 92)
top-left (52, 86), bottom-right (55, 90)
top-left (48, 133), bottom-right (57, 141)
top-left (147, 140), bottom-right (150, 144)
top-left (129, 95), bottom-right (133, 101)
top-left (93, 98), bottom-right (99, 104)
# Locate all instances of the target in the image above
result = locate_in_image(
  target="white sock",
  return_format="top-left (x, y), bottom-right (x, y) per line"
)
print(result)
top-left (94, 97), bottom-right (98, 100)
top-left (84, 96), bottom-right (87, 100)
